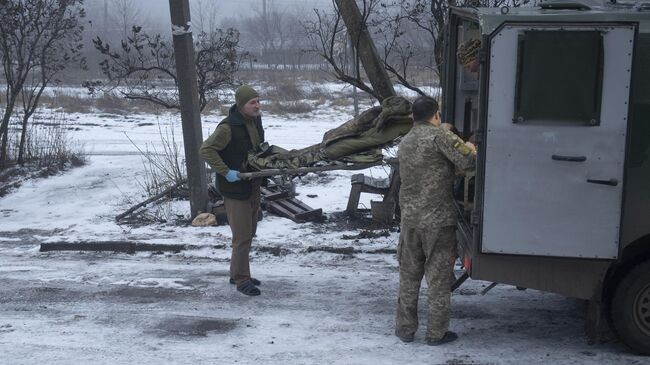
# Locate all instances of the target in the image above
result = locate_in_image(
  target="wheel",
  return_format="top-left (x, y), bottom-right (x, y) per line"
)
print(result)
top-left (611, 260), bottom-right (650, 355)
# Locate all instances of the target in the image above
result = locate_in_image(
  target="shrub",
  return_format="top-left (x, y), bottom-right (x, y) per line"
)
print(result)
top-left (0, 110), bottom-right (86, 195)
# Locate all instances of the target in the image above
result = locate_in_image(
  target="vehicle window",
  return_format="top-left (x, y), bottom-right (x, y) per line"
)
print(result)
top-left (629, 34), bottom-right (650, 168)
top-left (632, 34), bottom-right (650, 104)
top-left (513, 30), bottom-right (604, 126)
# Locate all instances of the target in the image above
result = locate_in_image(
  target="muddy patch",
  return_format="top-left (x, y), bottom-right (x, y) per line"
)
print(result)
top-left (0, 324), bottom-right (16, 333)
top-left (312, 211), bottom-right (399, 233)
top-left (306, 246), bottom-right (355, 255)
top-left (96, 286), bottom-right (202, 304)
top-left (341, 230), bottom-right (391, 240)
top-left (149, 316), bottom-right (240, 337)
top-left (0, 285), bottom-right (86, 305)
top-left (0, 228), bottom-right (67, 242)
top-left (451, 303), bottom-right (499, 320)
top-left (255, 245), bottom-right (292, 257)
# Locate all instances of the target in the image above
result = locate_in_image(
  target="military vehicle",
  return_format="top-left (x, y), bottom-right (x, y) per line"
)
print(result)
top-left (441, 0), bottom-right (650, 354)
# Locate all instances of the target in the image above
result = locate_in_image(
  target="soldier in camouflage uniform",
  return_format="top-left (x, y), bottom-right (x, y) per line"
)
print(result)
top-left (395, 96), bottom-right (476, 345)
top-left (457, 39), bottom-right (481, 73)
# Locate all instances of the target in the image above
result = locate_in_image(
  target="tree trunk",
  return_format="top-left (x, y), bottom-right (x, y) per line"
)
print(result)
top-left (0, 118), bottom-right (9, 168)
top-left (0, 94), bottom-right (19, 169)
top-left (17, 112), bottom-right (28, 165)
top-left (334, 0), bottom-right (396, 102)
top-left (18, 85), bottom-right (46, 165)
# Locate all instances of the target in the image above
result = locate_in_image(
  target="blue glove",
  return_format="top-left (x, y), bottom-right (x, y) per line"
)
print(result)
top-left (225, 170), bottom-right (240, 182)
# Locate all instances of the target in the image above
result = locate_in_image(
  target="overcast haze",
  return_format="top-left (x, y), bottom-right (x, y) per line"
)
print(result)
top-left (84, 0), bottom-right (333, 33)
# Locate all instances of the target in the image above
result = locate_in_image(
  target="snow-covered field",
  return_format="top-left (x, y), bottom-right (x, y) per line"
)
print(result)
top-left (0, 91), bottom-right (644, 364)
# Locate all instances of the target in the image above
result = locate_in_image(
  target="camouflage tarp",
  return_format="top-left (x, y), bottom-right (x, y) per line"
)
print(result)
top-left (247, 96), bottom-right (413, 170)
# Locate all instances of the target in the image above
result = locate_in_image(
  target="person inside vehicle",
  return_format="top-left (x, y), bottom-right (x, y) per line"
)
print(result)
top-left (457, 39), bottom-right (481, 73)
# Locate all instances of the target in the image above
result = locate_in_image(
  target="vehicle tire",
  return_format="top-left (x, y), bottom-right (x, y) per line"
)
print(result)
top-left (611, 260), bottom-right (650, 355)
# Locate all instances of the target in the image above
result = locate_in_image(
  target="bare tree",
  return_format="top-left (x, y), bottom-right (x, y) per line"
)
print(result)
top-left (240, 3), bottom-right (308, 70)
top-left (84, 26), bottom-right (246, 111)
top-left (336, 0), bottom-right (396, 100)
top-left (303, 2), bottom-right (381, 100)
top-left (0, 0), bottom-right (86, 168)
top-left (382, 0), bottom-right (531, 87)
top-left (191, 0), bottom-right (220, 36)
top-left (109, 0), bottom-right (148, 39)
top-left (304, 0), bottom-right (531, 100)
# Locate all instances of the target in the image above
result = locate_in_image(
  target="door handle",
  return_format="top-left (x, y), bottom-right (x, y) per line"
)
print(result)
top-left (586, 178), bottom-right (619, 186)
top-left (552, 154), bottom-right (586, 162)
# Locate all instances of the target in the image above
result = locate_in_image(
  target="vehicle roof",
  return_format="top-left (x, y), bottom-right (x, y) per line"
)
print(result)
top-left (463, 2), bottom-right (650, 34)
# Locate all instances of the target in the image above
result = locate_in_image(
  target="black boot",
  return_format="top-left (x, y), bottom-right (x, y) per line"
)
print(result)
top-left (230, 277), bottom-right (261, 286)
top-left (236, 280), bottom-right (261, 296)
top-left (426, 331), bottom-right (458, 346)
top-left (395, 328), bottom-right (414, 343)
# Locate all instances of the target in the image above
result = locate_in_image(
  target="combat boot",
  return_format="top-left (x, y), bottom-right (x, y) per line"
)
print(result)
top-left (230, 277), bottom-right (261, 286)
top-left (394, 328), bottom-right (414, 343)
top-left (426, 331), bottom-right (458, 346)
top-left (236, 280), bottom-right (261, 296)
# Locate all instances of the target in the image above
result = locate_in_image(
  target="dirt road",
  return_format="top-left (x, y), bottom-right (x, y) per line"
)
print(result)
top-left (0, 239), bottom-right (643, 365)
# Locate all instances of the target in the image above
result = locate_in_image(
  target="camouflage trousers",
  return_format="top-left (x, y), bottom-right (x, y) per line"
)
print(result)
top-left (395, 225), bottom-right (457, 341)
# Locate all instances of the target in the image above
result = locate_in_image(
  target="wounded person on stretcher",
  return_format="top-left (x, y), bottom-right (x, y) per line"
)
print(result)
top-left (247, 96), bottom-right (413, 171)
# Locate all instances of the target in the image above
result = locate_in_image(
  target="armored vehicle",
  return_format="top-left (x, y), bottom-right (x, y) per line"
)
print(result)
top-left (442, 0), bottom-right (650, 354)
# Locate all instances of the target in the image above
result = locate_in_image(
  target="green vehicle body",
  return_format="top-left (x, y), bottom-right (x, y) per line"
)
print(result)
top-left (442, 1), bottom-right (650, 353)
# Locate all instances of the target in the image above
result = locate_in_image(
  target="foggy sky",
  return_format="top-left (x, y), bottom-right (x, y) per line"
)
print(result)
top-left (84, 0), bottom-right (333, 34)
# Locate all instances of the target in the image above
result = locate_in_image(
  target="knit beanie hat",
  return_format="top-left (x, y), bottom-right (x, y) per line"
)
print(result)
top-left (457, 39), bottom-right (481, 66)
top-left (235, 85), bottom-right (259, 110)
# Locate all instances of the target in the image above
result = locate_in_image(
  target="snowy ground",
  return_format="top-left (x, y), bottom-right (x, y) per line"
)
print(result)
top-left (0, 94), bottom-right (645, 364)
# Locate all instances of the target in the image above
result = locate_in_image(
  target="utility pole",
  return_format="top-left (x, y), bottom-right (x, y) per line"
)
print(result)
top-left (335, 0), bottom-right (395, 101)
top-left (168, 0), bottom-right (208, 218)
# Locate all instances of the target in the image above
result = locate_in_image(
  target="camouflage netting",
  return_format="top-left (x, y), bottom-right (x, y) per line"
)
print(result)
top-left (247, 96), bottom-right (413, 170)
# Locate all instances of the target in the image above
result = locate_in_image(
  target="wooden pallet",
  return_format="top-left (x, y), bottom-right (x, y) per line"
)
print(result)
top-left (260, 186), bottom-right (290, 201)
top-left (207, 185), bottom-right (323, 224)
top-left (262, 185), bottom-right (324, 223)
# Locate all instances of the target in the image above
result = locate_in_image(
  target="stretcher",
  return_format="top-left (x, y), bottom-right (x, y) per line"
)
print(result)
top-left (237, 160), bottom-right (386, 180)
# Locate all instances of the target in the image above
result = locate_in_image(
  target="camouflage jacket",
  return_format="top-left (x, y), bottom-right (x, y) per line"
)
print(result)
top-left (398, 123), bottom-right (476, 229)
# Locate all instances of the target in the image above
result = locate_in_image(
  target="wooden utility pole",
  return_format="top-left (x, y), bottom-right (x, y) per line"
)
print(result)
top-left (334, 0), bottom-right (396, 101)
top-left (168, 0), bottom-right (208, 218)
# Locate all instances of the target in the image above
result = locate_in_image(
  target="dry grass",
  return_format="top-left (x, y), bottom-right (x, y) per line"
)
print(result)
top-left (125, 119), bottom-right (186, 198)
top-left (268, 82), bottom-right (305, 101)
top-left (35, 93), bottom-right (173, 115)
top-left (0, 110), bottom-right (87, 195)
top-left (120, 118), bottom-right (189, 223)
top-left (263, 100), bottom-right (314, 115)
top-left (237, 68), bottom-right (332, 85)
top-left (2, 66), bottom-right (438, 117)
top-left (22, 111), bottom-right (86, 169)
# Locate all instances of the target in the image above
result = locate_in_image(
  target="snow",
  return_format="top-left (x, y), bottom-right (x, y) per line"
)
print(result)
top-left (0, 88), bottom-right (644, 364)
